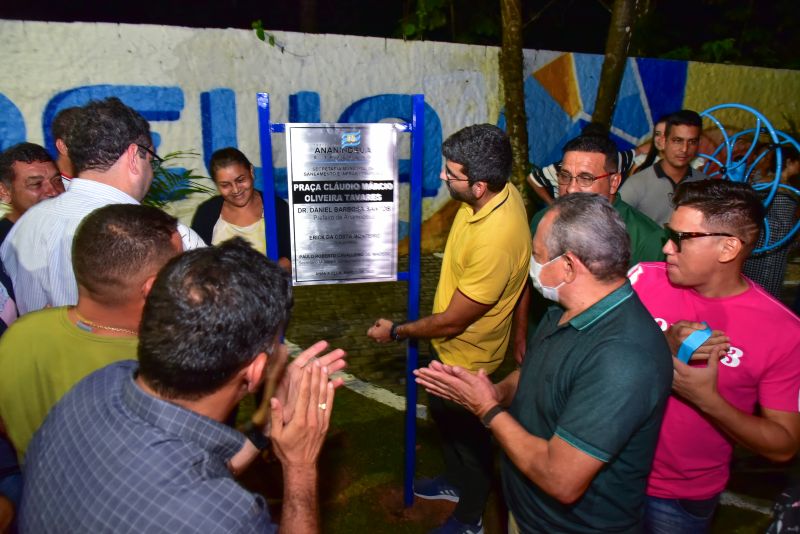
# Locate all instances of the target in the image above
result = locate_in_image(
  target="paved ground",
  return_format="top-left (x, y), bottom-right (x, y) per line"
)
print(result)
top-left (285, 254), bottom-right (443, 397)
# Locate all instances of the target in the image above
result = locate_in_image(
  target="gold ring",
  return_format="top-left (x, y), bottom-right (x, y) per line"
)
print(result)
top-left (318, 403), bottom-right (327, 410)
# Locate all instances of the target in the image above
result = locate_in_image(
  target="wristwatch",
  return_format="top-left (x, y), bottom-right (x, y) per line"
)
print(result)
top-left (390, 322), bottom-right (404, 342)
top-left (481, 404), bottom-right (505, 428)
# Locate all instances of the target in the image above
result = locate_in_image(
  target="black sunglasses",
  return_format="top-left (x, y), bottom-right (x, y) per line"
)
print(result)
top-left (663, 224), bottom-right (738, 252)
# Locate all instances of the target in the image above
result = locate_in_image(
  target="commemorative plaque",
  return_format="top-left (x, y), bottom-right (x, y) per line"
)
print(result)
top-left (285, 123), bottom-right (399, 285)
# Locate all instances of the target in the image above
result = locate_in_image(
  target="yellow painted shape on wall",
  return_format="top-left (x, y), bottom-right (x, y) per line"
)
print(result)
top-left (534, 53), bottom-right (582, 118)
top-left (684, 62), bottom-right (800, 132)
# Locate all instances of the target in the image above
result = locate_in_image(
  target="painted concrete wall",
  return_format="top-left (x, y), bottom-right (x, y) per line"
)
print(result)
top-left (1, 20), bottom-right (798, 235)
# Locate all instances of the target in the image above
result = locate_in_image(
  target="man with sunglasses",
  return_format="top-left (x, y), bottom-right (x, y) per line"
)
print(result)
top-left (620, 110), bottom-right (709, 225)
top-left (368, 124), bottom-right (530, 534)
top-left (629, 180), bottom-right (800, 533)
top-left (1, 97), bottom-right (204, 315)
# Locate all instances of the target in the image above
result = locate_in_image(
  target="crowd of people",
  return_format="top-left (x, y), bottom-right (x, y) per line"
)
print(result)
top-left (371, 117), bottom-right (799, 534)
top-left (0, 97), bottom-right (345, 534)
top-left (0, 97), bottom-right (797, 534)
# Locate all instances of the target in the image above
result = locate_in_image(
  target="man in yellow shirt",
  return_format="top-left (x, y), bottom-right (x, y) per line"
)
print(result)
top-left (0, 204), bottom-right (182, 463)
top-left (369, 124), bottom-right (531, 534)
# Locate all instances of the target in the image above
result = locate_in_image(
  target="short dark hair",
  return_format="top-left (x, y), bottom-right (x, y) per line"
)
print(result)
top-left (546, 193), bottom-right (630, 281)
top-left (442, 124), bottom-right (511, 192)
top-left (138, 238), bottom-right (293, 400)
top-left (562, 135), bottom-right (619, 173)
top-left (68, 97), bottom-right (152, 175)
top-left (51, 107), bottom-right (82, 144)
top-left (209, 147), bottom-right (252, 181)
top-left (73, 204), bottom-right (178, 306)
top-left (0, 143), bottom-right (55, 187)
top-left (673, 180), bottom-right (764, 253)
top-left (664, 109), bottom-right (702, 137)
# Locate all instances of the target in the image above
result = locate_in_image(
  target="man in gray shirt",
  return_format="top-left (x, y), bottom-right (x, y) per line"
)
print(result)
top-left (620, 110), bottom-right (708, 224)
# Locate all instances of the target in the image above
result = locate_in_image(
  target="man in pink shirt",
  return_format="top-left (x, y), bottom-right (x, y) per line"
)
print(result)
top-left (629, 179), bottom-right (800, 532)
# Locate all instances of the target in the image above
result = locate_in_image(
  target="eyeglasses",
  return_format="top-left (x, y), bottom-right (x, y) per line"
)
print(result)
top-left (136, 144), bottom-right (165, 172)
top-left (663, 224), bottom-right (738, 252)
top-left (556, 169), bottom-right (614, 188)
top-left (444, 164), bottom-right (469, 183)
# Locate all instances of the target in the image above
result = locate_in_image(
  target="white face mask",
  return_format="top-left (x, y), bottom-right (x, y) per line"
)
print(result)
top-left (529, 253), bottom-right (566, 302)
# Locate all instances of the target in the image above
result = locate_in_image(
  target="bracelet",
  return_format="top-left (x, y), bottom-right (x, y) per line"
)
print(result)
top-left (481, 404), bottom-right (505, 428)
top-left (390, 322), bottom-right (405, 342)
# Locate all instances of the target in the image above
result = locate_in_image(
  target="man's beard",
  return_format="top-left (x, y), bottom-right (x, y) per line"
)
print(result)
top-left (446, 181), bottom-right (475, 204)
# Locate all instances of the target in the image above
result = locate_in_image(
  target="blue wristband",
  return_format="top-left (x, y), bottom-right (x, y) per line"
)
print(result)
top-left (676, 323), bottom-right (712, 364)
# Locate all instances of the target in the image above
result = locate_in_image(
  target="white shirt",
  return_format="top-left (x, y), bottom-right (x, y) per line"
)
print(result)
top-left (0, 178), bottom-right (205, 315)
top-left (211, 216), bottom-right (267, 255)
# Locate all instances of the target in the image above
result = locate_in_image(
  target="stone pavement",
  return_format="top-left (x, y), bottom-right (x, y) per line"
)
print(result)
top-left (285, 254), bottom-right (443, 397)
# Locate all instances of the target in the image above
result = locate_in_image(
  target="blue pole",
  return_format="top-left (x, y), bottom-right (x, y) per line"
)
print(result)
top-left (404, 94), bottom-right (424, 507)
top-left (256, 93), bottom-right (280, 261)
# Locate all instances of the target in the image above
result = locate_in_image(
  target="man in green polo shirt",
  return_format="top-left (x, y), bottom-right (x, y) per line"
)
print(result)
top-left (415, 193), bottom-right (673, 532)
top-left (521, 135), bottom-right (666, 358)
top-left (529, 134), bottom-right (666, 267)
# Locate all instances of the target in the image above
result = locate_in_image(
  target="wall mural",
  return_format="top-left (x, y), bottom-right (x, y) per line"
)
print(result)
top-left (1, 21), bottom-right (798, 241)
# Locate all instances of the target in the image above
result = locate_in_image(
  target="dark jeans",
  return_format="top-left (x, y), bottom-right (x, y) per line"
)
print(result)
top-left (428, 365), bottom-right (493, 525)
top-left (644, 494), bottom-right (719, 534)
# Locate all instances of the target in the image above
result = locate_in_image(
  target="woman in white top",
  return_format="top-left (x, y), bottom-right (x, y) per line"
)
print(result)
top-left (192, 147), bottom-right (291, 270)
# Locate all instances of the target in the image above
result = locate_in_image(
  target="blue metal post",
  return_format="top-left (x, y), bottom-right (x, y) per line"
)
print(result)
top-left (256, 93), bottom-right (280, 261)
top-left (404, 94), bottom-right (424, 507)
top-left (256, 92), bottom-right (425, 506)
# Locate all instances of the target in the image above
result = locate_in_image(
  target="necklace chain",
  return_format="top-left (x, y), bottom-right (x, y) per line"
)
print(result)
top-left (74, 310), bottom-right (137, 336)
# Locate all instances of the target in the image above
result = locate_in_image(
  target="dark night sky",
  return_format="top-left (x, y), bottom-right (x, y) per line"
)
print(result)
top-left (1, 0), bottom-right (798, 68)
top-left (1, 1), bottom-right (405, 39)
top-left (0, 0), bottom-right (610, 53)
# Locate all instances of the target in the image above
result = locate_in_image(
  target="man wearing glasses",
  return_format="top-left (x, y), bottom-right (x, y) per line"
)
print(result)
top-left (1, 97), bottom-right (204, 315)
top-left (368, 124), bottom-right (530, 534)
top-left (519, 135), bottom-right (667, 364)
top-left (629, 180), bottom-right (800, 533)
top-left (620, 110), bottom-right (709, 225)
top-left (529, 135), bottom-right (666, 268)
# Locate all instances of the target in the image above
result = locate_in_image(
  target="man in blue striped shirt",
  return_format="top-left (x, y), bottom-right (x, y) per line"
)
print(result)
top-left (0, 97), bottom-right (204, 315)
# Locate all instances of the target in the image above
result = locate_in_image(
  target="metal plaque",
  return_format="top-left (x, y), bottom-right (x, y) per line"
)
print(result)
top-left (285, 123), bottom-right (399, 285)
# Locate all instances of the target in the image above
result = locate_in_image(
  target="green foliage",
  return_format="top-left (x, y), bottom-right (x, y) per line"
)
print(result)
top-left (631, 0), bottom-right (800, 69)
top-left (142, 150), bottom-right (215, 209)
top-left (401, 0), bottom-right (448, 39)
top-left (698, 37), bottom-right (737, 63)
top-left (398, 0), bottom-right (499, 44)
top-left (252, 19), bottom-right (266, 41)
top-left (659, 45), bottom-right (692, 61)
top-left (251, 19), bottom-right (279, 49)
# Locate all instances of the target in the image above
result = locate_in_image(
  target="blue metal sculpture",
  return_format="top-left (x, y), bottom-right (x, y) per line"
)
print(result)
top-left (699, 103), bottom-right (800, 253)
